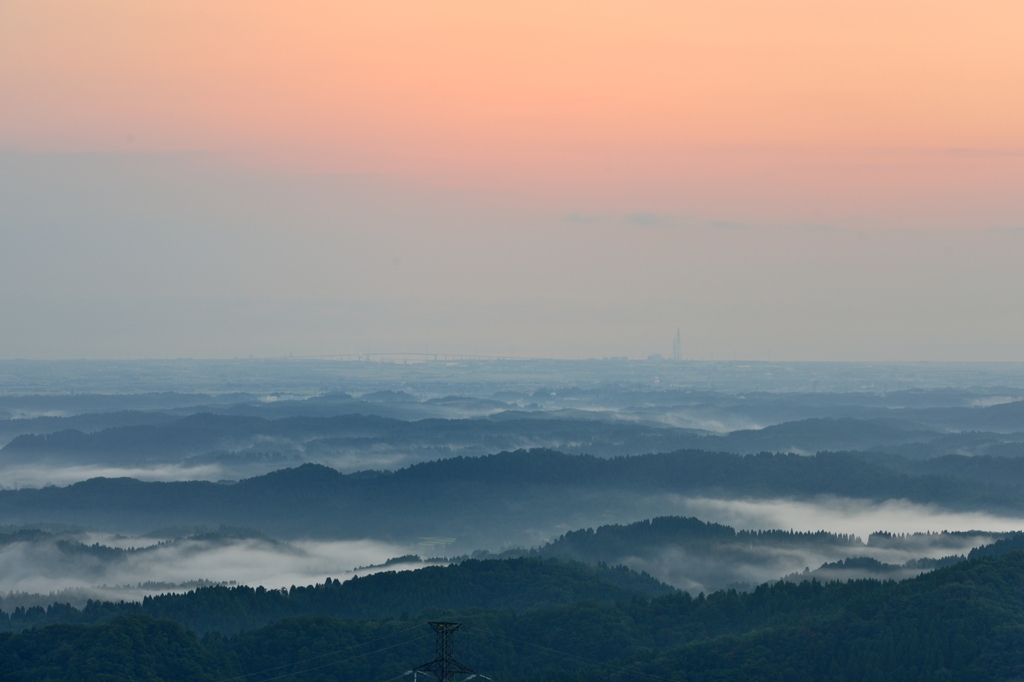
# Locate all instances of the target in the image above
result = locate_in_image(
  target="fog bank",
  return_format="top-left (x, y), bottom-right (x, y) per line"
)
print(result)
top-left (0, 535), bottom-right (420, 599)
top-left (666, 495), bottom-right (1024, 540)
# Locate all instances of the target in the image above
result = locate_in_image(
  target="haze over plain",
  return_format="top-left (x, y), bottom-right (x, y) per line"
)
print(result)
top-left (3, 1), bottom-right (1024, 360)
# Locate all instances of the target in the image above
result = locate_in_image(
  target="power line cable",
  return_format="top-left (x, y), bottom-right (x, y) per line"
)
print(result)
top-left (219, 623), bottom-right (422, 681)
top-left (462, 626), bottom-right (680, 682)
top-left (219, 623), bottom-right (427, 682)
top-left (377, 672), bottom-right (416, 682)
top-left (237, 635), bottom-right (430, 682)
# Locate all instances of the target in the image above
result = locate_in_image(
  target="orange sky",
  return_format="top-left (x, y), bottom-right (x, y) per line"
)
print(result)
top-left (3, 1), bottom-right (1024, 222)
top-left (3, 1), bottom-right (1024, 359)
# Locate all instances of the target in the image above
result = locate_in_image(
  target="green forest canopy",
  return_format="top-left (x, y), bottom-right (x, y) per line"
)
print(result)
top-left (5, 541), bottom-right (1024, 680)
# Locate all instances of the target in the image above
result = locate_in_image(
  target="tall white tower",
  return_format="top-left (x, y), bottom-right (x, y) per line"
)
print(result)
top-left (672, 328), bottom-right (682, 362)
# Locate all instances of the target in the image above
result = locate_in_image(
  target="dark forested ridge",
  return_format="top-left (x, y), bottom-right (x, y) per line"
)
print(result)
top-left (0, 557), bottom-right (673, 634)
top-left (2, 449), bottom-right (1024, 543)
top-left (522, 515), bottom-right (986, 563)
top-left (479, 516), bottom-right (995, 591)
top-left (6, 550), bottom-right (1024, 681)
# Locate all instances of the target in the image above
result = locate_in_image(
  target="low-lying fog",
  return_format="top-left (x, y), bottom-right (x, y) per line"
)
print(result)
top-left (664, 495), bottom-right (1024, 541)
top-left (614, 542), bottom-right (986, 595)
top-left (0, 457), bottom-right (467, 489)
top-left (0, 535), bottom-right (425, 609)
top-left (0, 464), bottom-right (238, 488)
top-left (0, 456), bottom-right (432, 488)
top-left (3, 494), bottom-right (1021, 610)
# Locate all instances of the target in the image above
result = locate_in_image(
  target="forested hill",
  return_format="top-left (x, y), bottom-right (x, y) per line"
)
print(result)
top-left (0, 558), bottom-right (673, 634)
top-left (482, 516), bottom-right (994, 591)
top-left (0, 517), bottom-right (993, 601)
top-left (2, 449), bottom-right (1023, 542)
top-left (6, 551), bottom-right (1024, 680)
top-left (535, 515), bottom-right (860, 558)
top-left (529, 516), bottom-right (991, 561)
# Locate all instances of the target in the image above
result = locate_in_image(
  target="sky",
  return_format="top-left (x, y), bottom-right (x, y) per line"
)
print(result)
top-left (2, 1), bottom-right (1023, 360)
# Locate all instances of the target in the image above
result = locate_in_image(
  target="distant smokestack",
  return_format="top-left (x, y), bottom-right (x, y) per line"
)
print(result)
top-left (672, 328), bottom-right (682, 362)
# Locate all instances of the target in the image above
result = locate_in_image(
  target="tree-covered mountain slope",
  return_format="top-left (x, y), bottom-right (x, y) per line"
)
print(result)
top-left (5, 550), bottom-right (1024, 681)
top-left (0, 557), bottom-right (673, 634)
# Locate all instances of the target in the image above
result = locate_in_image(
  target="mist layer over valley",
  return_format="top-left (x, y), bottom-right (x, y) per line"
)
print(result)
top-left (0, 515), bottom-right (1013, 614)
top-left (4, 359), bottom-right (1024, 682)
top-left (3, 359), bottom-right (1024, 488)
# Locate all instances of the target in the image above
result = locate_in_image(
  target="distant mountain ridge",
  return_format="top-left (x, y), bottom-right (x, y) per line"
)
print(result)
top-left (2, 449), bottom-right (1024, 546)
top-left (6, 406), bottom-right (1024, 474)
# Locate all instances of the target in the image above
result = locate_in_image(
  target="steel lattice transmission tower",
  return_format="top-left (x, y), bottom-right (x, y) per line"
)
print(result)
top-left (414, 622), bottom-right (476, 682)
